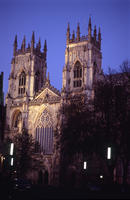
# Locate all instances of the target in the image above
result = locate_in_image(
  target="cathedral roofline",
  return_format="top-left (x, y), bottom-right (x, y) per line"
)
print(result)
top-left (13, 47), bottom-right (45, 58)
top-left (66, 18), bottom-right (101, 50)
top-left (13, 33), bottom-right (47, 59)
top-left (68, 35), bottom-right (101, 50)
top-left (30, 84), bottom-right (61, 106)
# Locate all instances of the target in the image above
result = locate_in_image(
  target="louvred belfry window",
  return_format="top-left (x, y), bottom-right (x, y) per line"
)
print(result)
top-left (73, 61), bottom-right (82, 88)
top-left (35, 109), bottom-right (53, 154)
top-left (18, 71), bottom-right (26, 95)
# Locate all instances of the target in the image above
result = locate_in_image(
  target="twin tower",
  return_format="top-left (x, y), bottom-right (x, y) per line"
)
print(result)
top-left (8, 16), bottom-right (102, 101)
top-left (5, 17), bottom-right (103, 185)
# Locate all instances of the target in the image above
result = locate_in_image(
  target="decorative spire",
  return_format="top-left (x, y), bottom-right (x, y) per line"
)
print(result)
top-left (13, 35), bottom-right (17, 56)
top-left (76, 23), bottom-right (80, 41)
top-left (46, 72), bottom-right (50, 85)
top-left (43, 40), bottom-right (47, 61)
top-left (94, 25), bottom-right (97, 41)
top-left (47, 72), bottom-right (50, 81)
top-left (98, 27), bottom-right (101, 49)
top-left (72, 30), bottom-right (75, 41)
top-left (27, 43), bottom-right (30, 50)
top-left (36, 38), bottom-right (41, 52)
top-left (38, 38), bottom-right (41, 50)
top-left (43, 39), bottom-right (47, 52)
top-left (21, 35), bottom-right (26, 52)
top-left (31, 31), bottom-right (35, 52)
top-left (66, 23), bottom-right (70, 45)
top-left (88, 16), bottom-right (92, 42)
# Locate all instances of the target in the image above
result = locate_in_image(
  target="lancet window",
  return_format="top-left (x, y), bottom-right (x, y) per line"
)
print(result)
top-left (73, 61), bottom-right (82, 88)
top-left (18, 71), bottom-right (26, 95)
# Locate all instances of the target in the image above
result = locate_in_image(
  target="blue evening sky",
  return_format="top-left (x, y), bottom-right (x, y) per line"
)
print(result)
top-left (0, 0), bottom-right (129, 100)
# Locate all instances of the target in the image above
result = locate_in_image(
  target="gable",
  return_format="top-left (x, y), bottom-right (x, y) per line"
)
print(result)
top-left (30, 87), bottom-right (61, 105)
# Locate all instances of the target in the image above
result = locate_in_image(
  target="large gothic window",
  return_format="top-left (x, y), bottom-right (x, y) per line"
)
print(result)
top-left (73, 61), bottom-right (82, 88)
top-left (18, 71), bottom-right (26, 95)
top-left (35, 109), bottom-right (53, 154)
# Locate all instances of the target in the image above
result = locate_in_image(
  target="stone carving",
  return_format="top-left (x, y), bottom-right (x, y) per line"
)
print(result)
top-left (37, 109), bottom-right (53, 128)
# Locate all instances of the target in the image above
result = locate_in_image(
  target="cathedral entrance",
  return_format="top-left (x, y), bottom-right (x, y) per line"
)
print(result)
top-left (38, 170), bottom-right (43, 184)
top-left (38, 170), bottom-right (49, 185)
top-left (44, 170), bottom-right (49, 185)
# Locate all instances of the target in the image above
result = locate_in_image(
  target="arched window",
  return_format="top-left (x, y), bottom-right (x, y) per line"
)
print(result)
top-left (18, 71), bottom-right (26, 95)
top-left (73, 61), bottom-right (82, 88)
top-left (12, 111), bottom-right (22, 132)
top-left (35, 109), bottom-right (53, 155)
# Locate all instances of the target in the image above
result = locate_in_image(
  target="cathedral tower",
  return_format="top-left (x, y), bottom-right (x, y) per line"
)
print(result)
top-left (6, 33), bottom-right (47, 132)
top-left (8, 33), bottom-right (47, 100)
top-left (62, 17), bottom-right (102, 98)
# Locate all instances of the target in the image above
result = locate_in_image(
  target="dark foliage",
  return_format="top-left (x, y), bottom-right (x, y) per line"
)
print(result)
top-left (12, 128), bottom-right (36, 178)
top-left (58, 60), bottom-right (130, 185)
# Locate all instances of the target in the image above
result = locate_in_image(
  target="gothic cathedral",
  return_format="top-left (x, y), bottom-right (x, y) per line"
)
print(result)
top-left (5, 17), bottom-right (103, 185)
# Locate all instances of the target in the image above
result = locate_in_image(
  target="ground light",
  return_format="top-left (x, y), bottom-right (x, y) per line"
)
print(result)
top-left (100, 175), bottom-right (103, 179)
top-left (11, 158), bottom-right (14, 166)
top-left (10, 143), bottom-right (14, 156)
top-left (83, 161), bottom-right (87, 169)
top-left (107, 147), bottom-right (111, 159)
top-left (10, 143), bottom-right (14, 166)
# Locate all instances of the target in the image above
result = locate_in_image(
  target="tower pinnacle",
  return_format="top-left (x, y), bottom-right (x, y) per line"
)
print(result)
top-left (76, 23), bottom-right (80, 41)
top-left (31, 31), bottom-right (35, 52)
top-left (43, 40), bottom-right (47, 61)
top-left (13, 35), bottom-right (17, 56)
top-left (98, 27), bottom-right (101, 49)
top-left (88, 16), bottom-right (92, 42)
top-left (94, 25), bottom-right (97, 41)
top-left (21, 36), bottom-right (26, 52)
top-left (66, 23), bottom-right (70, 45)
top-left (38, 38), bottom-right (41, 50)
top-left (43, 39), bottom-right (47, 52)
top-left (72, 30), bottom-right (75, 41)
top-left (36, 38), bottom-right (41, 52)
top-left (45, 72), bottom-right (50, 85)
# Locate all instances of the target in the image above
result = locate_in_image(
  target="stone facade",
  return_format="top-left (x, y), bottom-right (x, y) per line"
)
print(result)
top-left (62, 18), bottom-right (103, 98)
top-left (5, 18), bottom-right (103, 185)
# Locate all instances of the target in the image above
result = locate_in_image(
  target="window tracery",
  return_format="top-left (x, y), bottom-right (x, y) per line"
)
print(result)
top-left (35, 109), bottom-right (53, 154)
top-left (73, 61), bottom-right (82, 88)
top-left (18, 71), bottom-right (26, 95)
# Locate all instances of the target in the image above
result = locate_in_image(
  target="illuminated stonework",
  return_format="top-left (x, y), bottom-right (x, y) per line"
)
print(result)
top-left (5, 19), bottom-right (103, 186)
top-left (62, 19), bottom-right (103, 98)
top-left (35, 109), bottom-right (53, 154)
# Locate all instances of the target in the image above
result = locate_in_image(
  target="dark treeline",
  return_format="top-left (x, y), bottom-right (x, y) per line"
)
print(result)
top-left (58, 60), bottom-right (130, 187)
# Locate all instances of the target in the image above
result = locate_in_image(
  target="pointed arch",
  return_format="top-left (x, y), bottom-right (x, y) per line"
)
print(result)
top-left (18, 71), bottom-right (26, 95)
top-left (11, 110), bottom-right (22, 132)
top-left (35, 108), bottom-right (54, 154)
top-left (73, 58), bottom-right (83, 68)
top-left (73, 60), bottom-right (82, 88)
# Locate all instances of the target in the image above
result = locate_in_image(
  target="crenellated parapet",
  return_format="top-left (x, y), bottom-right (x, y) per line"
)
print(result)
top-left (13, 32), bottom-right (47, 59)
top-left (66, 17), bottom-right (101, 50)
